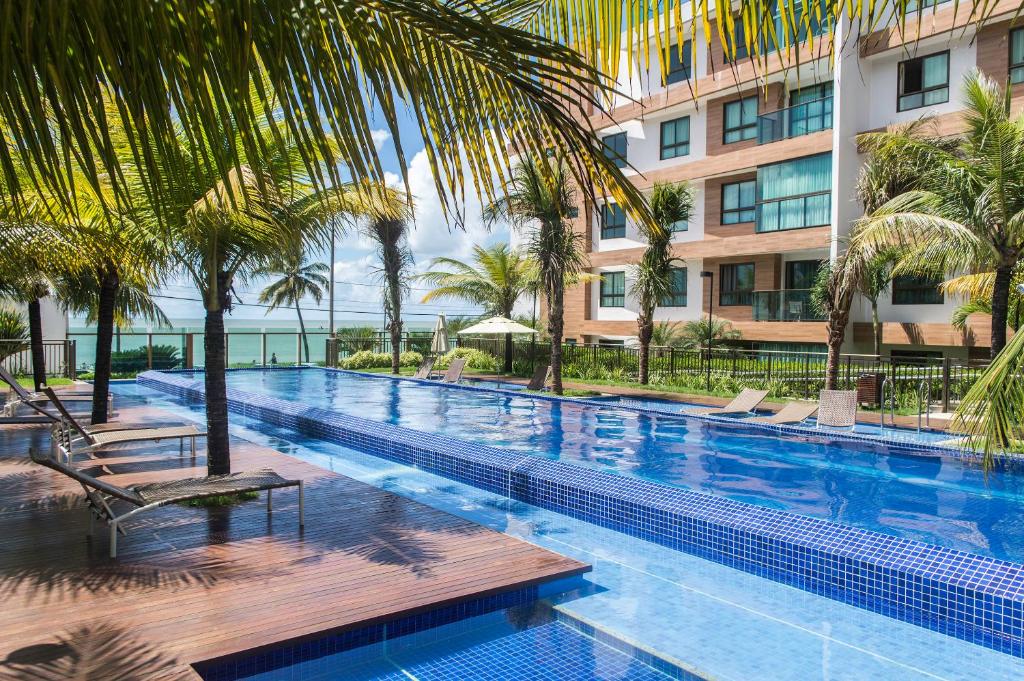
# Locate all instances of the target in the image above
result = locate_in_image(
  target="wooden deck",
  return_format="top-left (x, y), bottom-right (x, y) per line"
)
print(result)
top-left (0, 397), bottom-right (588, 680)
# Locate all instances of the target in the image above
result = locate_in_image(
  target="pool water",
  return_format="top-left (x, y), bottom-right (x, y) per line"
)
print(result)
top-left (220, 368), bottom-right (1024, 562)
top-left (119, 383), bottom-right (1024, 680)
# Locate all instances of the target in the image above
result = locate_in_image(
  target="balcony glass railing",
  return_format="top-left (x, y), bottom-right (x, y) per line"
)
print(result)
top-left (755, 191), bottom-right (831, 233)
top-left (757, 96), bottom-right (833, 144)
top-left (751, 289), bottom-right (826, 321)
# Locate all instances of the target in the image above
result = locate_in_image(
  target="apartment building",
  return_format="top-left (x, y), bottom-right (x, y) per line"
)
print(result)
top-left (559, 1), bottom-right (1023, 360)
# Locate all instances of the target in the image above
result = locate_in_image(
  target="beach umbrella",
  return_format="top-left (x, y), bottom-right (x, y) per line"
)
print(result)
top-left (430, 313), bottom-right (449, 355)
top-left (457, 316), bottom-right (536, 373)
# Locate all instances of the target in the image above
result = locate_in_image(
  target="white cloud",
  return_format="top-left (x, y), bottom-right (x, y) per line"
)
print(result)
top-left (370, 129), bottom-right (392, 151)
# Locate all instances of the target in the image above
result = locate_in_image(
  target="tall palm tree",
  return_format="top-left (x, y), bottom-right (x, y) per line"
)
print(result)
top-left (418, 243), bottom-right (538, 373)
top-left (853, 72), bottom-right (1024, 358)
top-left (257, 249), bottom-right (330, 364)
top-left (366, 211), bottom-right (413, 375)
top-left (632, 182), bottom-right (693, 384)
top-left (485, 156), bottom-right (585, 394)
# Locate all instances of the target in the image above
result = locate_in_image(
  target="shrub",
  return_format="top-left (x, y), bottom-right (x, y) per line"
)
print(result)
top-left (110, 344), bottom-right (181, 374)
top-left (399, 350), bottom-right (423, 368)
top-left (435, 347), bottom-right (498, 372)
top-left (341, 350), bottom-right (391, 370)
top-left (0, 308), bottom-right (28, 361)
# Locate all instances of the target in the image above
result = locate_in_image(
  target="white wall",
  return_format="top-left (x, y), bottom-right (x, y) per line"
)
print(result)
top-left (865, 33), bottom-right (977, 130)
top-left (593, 183), bottom-right (705, 253)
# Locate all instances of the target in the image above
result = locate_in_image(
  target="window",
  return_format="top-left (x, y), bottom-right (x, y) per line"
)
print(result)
top-left (668, 217), bottom-right (688, 233)
top-left (723, 97), bottom-right (758, 143)
top-left (665, 42), bottom-right (692, 85)
top-left (1012, 28), bottom-right (1024, 85)
top-left (785, 260), bottom-right (822, 290)
top-left (660, 116), bottom-right (690, 159)
top-left (898, 51), bottom-right (949, 111)
top-left (756, 152), bottom-right (832, 232)
top-left (600, 203), bottom-right (626, 239)
top-left (725, 16), bottom-right (748, 62)
top-left (602, 132), bottom-right (628, 168)
top-left (720, 263), bottom-right (755, 306)
top-left (788, 83), bottom-right (833, 137)
top-left (600, 271), bottom-right (626, 307)
top-left (661, 268), bottom-right (688, 307)
top-left (567, 206), bottom-right (579, 218)
top-left (892, 275), bottom-right (944, 305)
top-left (721, 180), bottom-right (756, 224)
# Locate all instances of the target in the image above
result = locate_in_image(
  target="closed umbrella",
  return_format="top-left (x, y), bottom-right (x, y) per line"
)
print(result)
top-left (457, 316), bottom-right (537, 373)
top-left (430, 313), bottom-right (449, 355)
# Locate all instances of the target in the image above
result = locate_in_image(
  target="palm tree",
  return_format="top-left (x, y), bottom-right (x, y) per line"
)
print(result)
top-left (418, 243), bottom-right (538, 373)
top-left (853, 72), bottom-right (1024, 358)
top-left (856, 252), bottom-right (898, 357)
top-left (336, 326), bottom-right (379, 352)
top-left (366, 212), bottom-right (413, 375)
top-left (485, 156), bottom-right (585, 394)
top-left (677, 317), bottom-right (742, 351)
top-left (632, 182), bottom-right (694, 384)
top-left (651, 321), bottom-right (686, 348)
top-left (257, 249), bottom-right (330, 364)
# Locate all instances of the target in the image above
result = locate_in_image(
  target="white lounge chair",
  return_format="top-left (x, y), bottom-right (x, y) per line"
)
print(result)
top-left (30, 448), bottom-right (303, 558)
top-left (413, 356), bottom-right (436, 380)
top-left (43, 387), bottom-right (206, 462)
top-left (747, 400), bottom-right (819, 425)
top-left (526, 365), bottom-right (553, 391)
top-left (816, 390), bottom-right (858, 431)
top-left (440, 358), bottom-right (467, 384)
top-left (690, 389), bottom-right (769, 417)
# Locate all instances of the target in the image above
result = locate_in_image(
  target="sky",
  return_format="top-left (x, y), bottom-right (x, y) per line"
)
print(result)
top-left (75, 105), bottom-right (518, 331)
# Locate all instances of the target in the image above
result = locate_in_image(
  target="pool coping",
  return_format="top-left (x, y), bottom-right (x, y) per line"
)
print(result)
top-left (139, 367), bottom-right (1024, 657)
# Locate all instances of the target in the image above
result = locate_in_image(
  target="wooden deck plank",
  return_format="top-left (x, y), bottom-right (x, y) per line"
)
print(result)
top-left (0, 398), bottom-right (588, 680)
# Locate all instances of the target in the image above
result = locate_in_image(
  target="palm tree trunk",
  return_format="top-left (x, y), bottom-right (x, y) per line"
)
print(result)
top-left (384, 242), bottom-right (403, 375)
top-left (503, 332), bottom-right (513, 373)
top-left (27, 298), bottom-right (45, 391)
top-left (871, 300), bottom-right (881, 357)
top-left (990, 263), bottom-right (1013, 357)
top-left (638, 313), bottom-right (652, 385)
top-left (204, 295), bottom-right (231, 475)
top-left (90, 269), bottom-right (118, 425)
top-left (295, 301), bottom-right (310, 363)
top-left (825, 306), bottom-right (850, 390)
top-left (549, 281), bottom-right (565, 395)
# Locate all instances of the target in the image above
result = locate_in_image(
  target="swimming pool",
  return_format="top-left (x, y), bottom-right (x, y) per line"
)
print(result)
top-left (215, 368), bottom-right (1024, 563)
top-left (123, 382), bottom-right (1024, 679)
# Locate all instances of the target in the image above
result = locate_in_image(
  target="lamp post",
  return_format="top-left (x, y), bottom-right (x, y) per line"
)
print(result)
top-left (700, 270), bottom-right (714, 392)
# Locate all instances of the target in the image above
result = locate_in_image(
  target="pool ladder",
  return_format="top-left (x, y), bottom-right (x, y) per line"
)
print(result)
top-left (880, 377), bottom-right (931, 432)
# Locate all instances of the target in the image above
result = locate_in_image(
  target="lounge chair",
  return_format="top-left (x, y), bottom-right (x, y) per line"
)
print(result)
top-left (816, 390), bottom-right (858, 431)
top-left (440, 357), bottom-right (467, 384)
top-left (43, 387), bottom-right (206, 461)
top-left (413, 356), bottom-right (436, 380)
top-left (0, 365), bottom-right (108, 418)
top-left (526, 365), bottom-right (553, 391)
top-left (747, 400), bottom-right (819, 426)
top-left (30, 448), bottom-right (304, 558)
top-left (689, 389), bottom-right (769, 417)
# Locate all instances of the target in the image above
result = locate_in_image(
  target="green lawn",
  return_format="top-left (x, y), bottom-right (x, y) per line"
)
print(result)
top-left (14, 376), bottom-right (74, 388)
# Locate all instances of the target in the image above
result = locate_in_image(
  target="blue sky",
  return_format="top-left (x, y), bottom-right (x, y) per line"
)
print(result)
top-left (81, 106), bottom-right (515, 331)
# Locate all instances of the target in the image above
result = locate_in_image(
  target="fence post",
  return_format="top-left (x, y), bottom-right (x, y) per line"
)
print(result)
top-left (670, 347), bottom-right (675, 379)
top-left (941, 357), bottom-right (951, 412)
top-left (296, 333), bottom-right (302, 365)
top-left (147, 333), bottom-right (153, 369)
top-left (766, 354), bottom-right (772, 383)
top-left (803, 353), bottom-right (810, 399)
top-left (67, 340), bottom-right (76, 379)
top-left (224, 333), bottom-right (230, 368)
top-left (184, 334), bottom-right (193, 369)
top-left (261, 333), bottom-right (267, 366)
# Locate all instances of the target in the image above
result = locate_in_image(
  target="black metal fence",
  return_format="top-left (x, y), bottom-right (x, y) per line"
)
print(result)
top-left (454, 337), bottom-right (988, 411)
top-left (0, 339), bottom-right (77, 378)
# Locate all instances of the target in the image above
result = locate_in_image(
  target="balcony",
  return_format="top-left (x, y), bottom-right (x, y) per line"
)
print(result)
top-left (757, 96), bottom-right (833, 144)
top-left (751, 289), bottom-right (826, 322)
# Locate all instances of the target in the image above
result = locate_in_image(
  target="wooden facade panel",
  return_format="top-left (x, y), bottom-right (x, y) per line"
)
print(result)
top-left (705, 83), bottom-right (784, 158)
top-left (853, 315), bottom-right (1001, 348)
top-left (579, 319), bottom-right (828, 343)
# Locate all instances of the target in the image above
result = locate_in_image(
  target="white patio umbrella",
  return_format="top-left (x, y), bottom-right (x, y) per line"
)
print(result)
top-left (430, 313), bottom-right (449, 355)
top-left (457, 316), bottom-right (537, 373)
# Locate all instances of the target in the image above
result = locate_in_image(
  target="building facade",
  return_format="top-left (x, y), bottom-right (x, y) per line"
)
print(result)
top-left (557, 1), bottom-right (1023, 360)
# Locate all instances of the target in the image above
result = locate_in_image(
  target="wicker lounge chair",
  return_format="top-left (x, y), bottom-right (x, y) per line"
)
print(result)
top-left (0, 365), bottom-right (108, 418)
top-left (43, 387), bottom-right (206, 461)
top-left (816, 390), bottom-right (858, 430)
top-left (30, 448), bottom-right (303, 558)
top-left (440, 357), bottom-right (467, 384)
top-left (747, 400), bottom-right (819, 425)
top-left (526, 365), bottom-right (552, 391)
top-left (413, 356), bottom-right (436, 380)
top-left (690, 389), bottom-right (769, 417)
